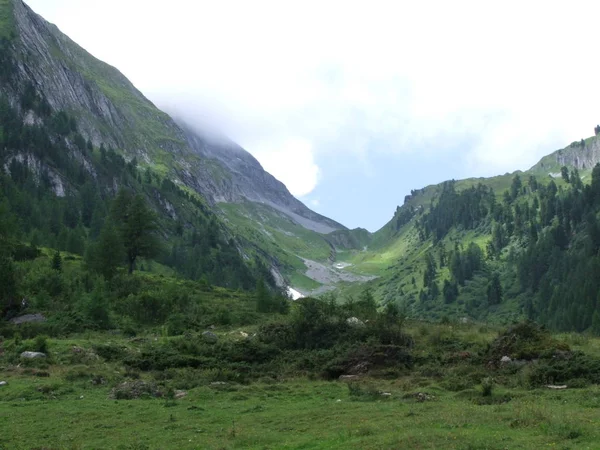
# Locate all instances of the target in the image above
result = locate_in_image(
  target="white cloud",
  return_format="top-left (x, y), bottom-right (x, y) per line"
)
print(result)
top-left (25, 0), bottom-right (600, 189)
top-left (253, 139), bottom-right (320, 198)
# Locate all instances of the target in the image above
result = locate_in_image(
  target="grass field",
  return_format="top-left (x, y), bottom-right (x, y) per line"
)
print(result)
top-left (2, 374), bottom-right (600, 449)
top-left (2, 323), bottom-right (600, 449)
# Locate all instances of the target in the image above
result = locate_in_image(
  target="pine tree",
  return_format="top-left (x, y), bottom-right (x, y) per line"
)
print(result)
top-left (443, 279), bottom-right (458, 303)
top-left (561, 166), bottom-right (570, 183)
top-left (86, 220), bottom-right (123, 280)
top-left (51, 250), bottom-right (62, 272)
top-left (111, 191), bottom-right (159, 274)
top-left (255, 278), bottom-right (271, 313)
top-left (0, 256), bottom-right (17, 312)
top-left (487, 272), bottom-right (502, 305)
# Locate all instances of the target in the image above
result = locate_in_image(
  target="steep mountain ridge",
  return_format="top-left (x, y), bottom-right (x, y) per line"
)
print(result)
top-left (3, 0), bottom-right (343, 234)
top-left (0, 0), bottom-right (348, 291)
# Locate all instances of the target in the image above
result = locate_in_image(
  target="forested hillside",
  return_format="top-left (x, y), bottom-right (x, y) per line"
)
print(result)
top-left (347, 151), bottom-right (600, 334)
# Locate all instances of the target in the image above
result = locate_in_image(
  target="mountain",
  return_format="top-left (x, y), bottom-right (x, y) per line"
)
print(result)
top-left (0, 0), bottom-right (349, 292)
top-left (330, 130), bottom-right (600, 333)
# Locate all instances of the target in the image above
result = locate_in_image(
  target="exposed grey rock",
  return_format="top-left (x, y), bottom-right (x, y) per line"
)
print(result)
top-left (20, 351), bottom-right (46, 359)
top-left (0, 381), bottom-right (7, 387)
top-left (5, 0), bottom-right (345, 241)
top-left (500, 356), bottom-right (512, 364)
top-left (10, 313), bottom-right (46, 325)
top-left (346, 317), bottom-right (365, 328)
top-left (202, 331), bottom-right (218, 343)
top-left (109, 381), bottom-right (162, 400)
top-left (338, 375), bottom-right (360, 381)
top-left (532, 134), bottom-right (600, 173)
top-left (174, 390), bottom-right (187, 399)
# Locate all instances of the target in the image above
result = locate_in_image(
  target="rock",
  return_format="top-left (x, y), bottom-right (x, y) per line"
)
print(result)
top-left (174, 390), bottom-right (187, 399)
top-left (239, 331), bottom-right (249, 338)
top-left (546, 385), bottom-right (568, 390)
top-left (210, 381), bottom-right (227, 386)
top-left (0, 381), bottom-right (7, 387)
top-left (380, 392), bottom-right (392, 397)
top-left (406, 392), bottom-right (434, 402)
top-left (20, 351), bottom-right (46, 359)
top-left (346, 317), bottom-right (365, 328)
top-left (109, 381), bottom-right (163, 400)
top-left (338, 375), bottom-right (360, 381)
top-left (460, 317), bottom-right (469, 324)
top-left (202, 331), bottom-right (218, 343)
top-left (500, 356), bottom-right (512, 364)
top-left (10, 313), bottom-right (46, 325)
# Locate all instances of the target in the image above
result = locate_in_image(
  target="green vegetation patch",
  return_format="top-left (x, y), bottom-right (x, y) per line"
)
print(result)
top-left (0, 0), bottom-right (14, 40)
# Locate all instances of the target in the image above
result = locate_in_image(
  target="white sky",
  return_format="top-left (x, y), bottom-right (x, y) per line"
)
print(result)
top-left (24, 0), bottom-right (600, 229)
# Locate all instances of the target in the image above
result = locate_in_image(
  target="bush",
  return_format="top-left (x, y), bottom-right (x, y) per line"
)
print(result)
top-left (34, 335), bottom-right (49, 353)
top-left (481, 377), bottom-right (494, 397)
top-left (347, 383), bottom-right (382, 401)
top-left (488, 321), bottom-right (568, 363)
top-left (525, 351), bottom-right (600, 387)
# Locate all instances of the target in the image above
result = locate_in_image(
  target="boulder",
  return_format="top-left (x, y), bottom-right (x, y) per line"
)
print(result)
top-left (174, 390), bottom-right (187, 399)
top-left (20, 351), bottom-right (46, 359)
top-left (202, 331), bottom-right (218, 343)
top-left (500, 355), bottom-right (512, 364)
top-left (346, 317), bottom-right (365, 328)
top-left (109, 381), bottom-right (162, 400)
top-left (338, 375), bottom-right (360, 381)
top-left (0, 381), bottom-right (7, 387)
top-left (10, 313), bottom-right (46, 325)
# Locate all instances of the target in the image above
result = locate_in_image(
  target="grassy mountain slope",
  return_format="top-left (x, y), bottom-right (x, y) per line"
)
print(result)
top-left (340, 132), bottom-right (600, 332)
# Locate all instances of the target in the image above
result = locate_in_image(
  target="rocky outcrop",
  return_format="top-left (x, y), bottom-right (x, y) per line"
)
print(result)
top-left (533, 135), bottom-right (600, 172)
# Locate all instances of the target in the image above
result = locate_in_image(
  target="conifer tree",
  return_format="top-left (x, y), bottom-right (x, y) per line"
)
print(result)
top-left (51, 250), bottom-right (62, 272)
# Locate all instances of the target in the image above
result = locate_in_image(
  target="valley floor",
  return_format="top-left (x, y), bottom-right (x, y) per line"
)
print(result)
top-left (2, 373), bottom-right (600, 449)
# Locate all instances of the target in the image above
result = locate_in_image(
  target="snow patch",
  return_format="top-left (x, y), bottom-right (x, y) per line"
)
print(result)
top-left (287, 287), bottom-right (304, 300)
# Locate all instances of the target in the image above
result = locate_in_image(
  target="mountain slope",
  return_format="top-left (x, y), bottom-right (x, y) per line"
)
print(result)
top-left (343, 131), bottom-right (600, 333)
top-left (0, 0), bottom-right (350, 291)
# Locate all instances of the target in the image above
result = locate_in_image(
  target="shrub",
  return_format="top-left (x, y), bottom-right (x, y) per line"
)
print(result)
top-left (34, 335), bottom-right (49, 353)
top-left (347, 383), bottom-right (381, 401)
top-left (481, 377), bottom-right (494, 397)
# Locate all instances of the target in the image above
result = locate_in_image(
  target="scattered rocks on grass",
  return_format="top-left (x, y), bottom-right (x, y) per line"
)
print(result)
top-left (20, 351), bottom-right (46, 359)
top-left (405, 392), bottom-right (435, 402)
top-left (109, 381), bottom-right (163, 400)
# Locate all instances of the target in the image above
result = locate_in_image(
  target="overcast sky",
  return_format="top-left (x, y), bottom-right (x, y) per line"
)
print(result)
top-left (25, 0), bottom-right (600, 231)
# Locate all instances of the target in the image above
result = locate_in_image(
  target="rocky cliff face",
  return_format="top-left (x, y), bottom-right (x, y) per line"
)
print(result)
top-left (532, 134), bottom-right (600, 173)
top-left (1, 0), bottom-right (344, 234)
